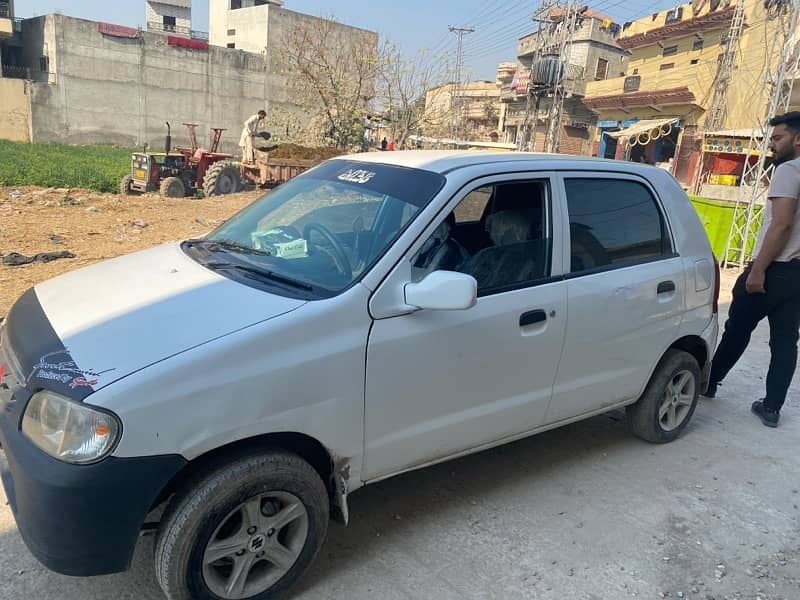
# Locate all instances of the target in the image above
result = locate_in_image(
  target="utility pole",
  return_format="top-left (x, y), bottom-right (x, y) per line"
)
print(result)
top-left (517, 1), bottom-right (581, 153)
top-left (449, 25), bottom-right (475, 143)
top-left (722, 0), bottom-right (800, 270)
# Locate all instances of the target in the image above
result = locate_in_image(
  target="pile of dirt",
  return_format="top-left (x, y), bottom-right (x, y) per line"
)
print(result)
top-left (0, 186), bottom-right (261, 319)
top-left (267, 144), bottom-right (344, 161)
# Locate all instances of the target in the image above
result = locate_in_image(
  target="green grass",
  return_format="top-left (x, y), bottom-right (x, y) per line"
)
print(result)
top-left (0, 139), bottom-right (136, 193)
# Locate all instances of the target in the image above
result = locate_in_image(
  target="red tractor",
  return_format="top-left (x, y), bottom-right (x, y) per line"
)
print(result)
top-left (120, 123), bottom-right (243, 198)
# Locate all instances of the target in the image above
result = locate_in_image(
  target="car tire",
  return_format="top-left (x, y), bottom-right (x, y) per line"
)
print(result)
top-left (155, 449), bottom-right (329, 600)
top-left (627, 349), bottom-right (700, 444)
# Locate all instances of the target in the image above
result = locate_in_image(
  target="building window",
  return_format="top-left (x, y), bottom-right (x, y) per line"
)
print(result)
top-left (662, 45), bottom-right (678, 57)
top-left (227, 28), bottom-right (236, 35)
top-left (693, 38), bottom-right (704, 51)
top-left (231, 0), bottom-right (242, 8)
top-left (624, 75), bottom-right (641, 92)
top-left (39, 56), bottom-right (49, 73)
top-left (227, 43), bottom-right (236, 48)
top-left (691, 58), bottom-right (700, 65)
top-left (660, 63), bottom-right (675, 70)
top-left (595, 58), bottom-right (609, 80)
top-left (163, 15), bottom-right (176, 27)
top-left (665, 6), bottom-right (683, 24)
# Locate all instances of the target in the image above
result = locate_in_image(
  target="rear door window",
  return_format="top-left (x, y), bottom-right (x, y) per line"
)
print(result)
top-left (564, 177), bottom-right (670, 274)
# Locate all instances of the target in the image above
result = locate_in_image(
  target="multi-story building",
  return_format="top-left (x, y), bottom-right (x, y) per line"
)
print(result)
top-left (500, 6), bottom-right (628, 155)
top-left (0, 0), bottom-right (13, 38)
top-left (423, 81), bottom-right (503, 142)
top-left (583, 0), bottom-right (777, 189)
top-left (146, 0), bottom-right (194, 38)
top-left (209, 0), bottom-right (296, 52)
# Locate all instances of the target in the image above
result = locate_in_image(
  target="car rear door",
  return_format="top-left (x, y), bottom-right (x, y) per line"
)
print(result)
top-left (545, 172), bottom-right (685, 423)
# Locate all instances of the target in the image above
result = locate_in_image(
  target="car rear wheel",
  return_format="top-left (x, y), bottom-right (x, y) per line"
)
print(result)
top-left (155, 450), bottom-right (329, 600)
top-left (627, 349), bottom-right (700, 443)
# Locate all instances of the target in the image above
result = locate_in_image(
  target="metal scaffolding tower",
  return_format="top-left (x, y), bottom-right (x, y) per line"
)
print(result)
top-left (705, 1), bottom-right (747, 131)
top-left (722, 0), bottom-right (800, 269)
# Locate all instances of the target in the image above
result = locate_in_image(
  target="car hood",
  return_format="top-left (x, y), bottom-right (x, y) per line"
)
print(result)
top-left (3, 243), bottom-right (305, 399)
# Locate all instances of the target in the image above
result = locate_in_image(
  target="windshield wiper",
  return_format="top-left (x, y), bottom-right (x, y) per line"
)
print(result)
top-left (205, 261), bottom-right (314, 291)
top-left (185, 238), bottom-right (273, 257)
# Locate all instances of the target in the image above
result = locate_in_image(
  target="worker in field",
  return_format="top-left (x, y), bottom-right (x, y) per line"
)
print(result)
top-left (240, 110), bottom-right (267, 164)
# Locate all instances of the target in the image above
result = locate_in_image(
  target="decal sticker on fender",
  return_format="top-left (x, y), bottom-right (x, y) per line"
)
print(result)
top-left (28, 349), bottom-right (114, 391)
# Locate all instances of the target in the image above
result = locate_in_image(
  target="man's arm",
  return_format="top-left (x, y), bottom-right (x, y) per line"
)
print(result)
top-left (746, 196), bottom-right (798, 293)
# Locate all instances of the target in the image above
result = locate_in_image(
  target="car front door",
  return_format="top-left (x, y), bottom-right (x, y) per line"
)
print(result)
top-left (362, 174), bottom-right (569, 481)
top-left (545, 172), bottom-right (685, 423)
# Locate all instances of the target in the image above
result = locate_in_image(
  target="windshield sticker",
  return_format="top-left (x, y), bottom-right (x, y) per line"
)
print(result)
top-left (337, 169), bottom-right (376, 184)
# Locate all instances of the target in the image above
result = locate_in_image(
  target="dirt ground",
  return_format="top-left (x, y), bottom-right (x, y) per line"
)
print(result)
top-left (0, 186), bottom-right (263, 319)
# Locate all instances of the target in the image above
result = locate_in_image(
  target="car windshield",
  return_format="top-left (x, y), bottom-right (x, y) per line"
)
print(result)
top-left (183, 160), bottom-right (446, 298)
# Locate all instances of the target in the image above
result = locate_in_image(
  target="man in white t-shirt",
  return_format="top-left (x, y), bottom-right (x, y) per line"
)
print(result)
top-left (704, 111), bottom-right (800, 427)
top-left (239, 110), bottom-right (267, 164)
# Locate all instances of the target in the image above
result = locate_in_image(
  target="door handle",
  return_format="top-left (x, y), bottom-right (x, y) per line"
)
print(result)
top-left (520, 309), bottom-right (547, 327)
top-left (657, 280), bottom-right (676, 294)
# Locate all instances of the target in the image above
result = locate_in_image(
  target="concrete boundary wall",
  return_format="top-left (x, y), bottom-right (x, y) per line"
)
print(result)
top-left (0, 78), bottom-right (32, 142)
top-left (26, 15), bottom-right (271, 153)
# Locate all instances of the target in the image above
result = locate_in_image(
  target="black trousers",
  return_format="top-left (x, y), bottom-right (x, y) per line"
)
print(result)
top-left (709, 260), bottom-right (800, 411)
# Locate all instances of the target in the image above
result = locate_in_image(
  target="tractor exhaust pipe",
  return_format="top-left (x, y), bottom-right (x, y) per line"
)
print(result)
top-left (165, 121), bottom-right (172, 155)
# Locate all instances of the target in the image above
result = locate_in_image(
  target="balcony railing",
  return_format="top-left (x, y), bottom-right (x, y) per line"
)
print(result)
top-left (0, 2), bottom-right (11, 18)
top-left (147, 21), bottom-right (209, 41)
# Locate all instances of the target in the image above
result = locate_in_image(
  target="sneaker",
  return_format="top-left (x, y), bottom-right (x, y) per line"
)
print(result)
top-left (751, 400), bottom-right (779, 428)
top-left (702, 381), bottom-right (719, 399)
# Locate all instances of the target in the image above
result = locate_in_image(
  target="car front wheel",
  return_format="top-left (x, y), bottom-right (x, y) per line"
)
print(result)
top-left (627, 349), bottom-right (700, 443)
top-left (155, 450), bottom-right (329, 600)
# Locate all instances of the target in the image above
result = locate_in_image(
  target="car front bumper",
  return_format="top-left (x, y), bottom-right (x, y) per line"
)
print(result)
top-left (0, 384), bottom-right (185, 576)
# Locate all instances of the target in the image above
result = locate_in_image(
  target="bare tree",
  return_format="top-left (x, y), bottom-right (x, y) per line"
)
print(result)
top-left (378, 45), bottom-right (455, 147)
top-left (281, 17), bottom-right (380, 149)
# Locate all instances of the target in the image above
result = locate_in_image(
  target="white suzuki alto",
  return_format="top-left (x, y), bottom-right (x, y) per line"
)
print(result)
top-left (0, 151), bottom-right (719, 599)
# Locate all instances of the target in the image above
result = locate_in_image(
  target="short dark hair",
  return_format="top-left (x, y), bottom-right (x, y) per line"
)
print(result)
top-left (769, 111), bottom-right (800, 134)
top-left (258, 109), bottom-right (267, 116)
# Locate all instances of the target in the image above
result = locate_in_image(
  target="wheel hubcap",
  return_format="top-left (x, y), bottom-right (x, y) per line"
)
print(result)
top-left (201, 491), bottom-right (309, 599)
top-left (658, 369), bottom-right (696, 431)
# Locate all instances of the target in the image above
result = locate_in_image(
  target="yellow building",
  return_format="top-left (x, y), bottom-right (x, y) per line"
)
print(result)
top-left (423, 81), bottom-right (503, 142)
top-left (0, 0), bottom-right (14, 39)
top-left (584, 0), bottom-right (780, 188)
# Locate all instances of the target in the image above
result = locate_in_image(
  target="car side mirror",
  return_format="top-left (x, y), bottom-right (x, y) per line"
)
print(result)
top-left (404, 271), bottom-right (477, 311)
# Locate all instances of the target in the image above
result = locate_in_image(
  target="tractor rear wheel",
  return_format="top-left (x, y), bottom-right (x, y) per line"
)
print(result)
top-left (203, 161), bottom-right (242, 197)
top-left (160, 177), bottom-right (187, 198)
top-left (120, 175), bottom-right (137, 196)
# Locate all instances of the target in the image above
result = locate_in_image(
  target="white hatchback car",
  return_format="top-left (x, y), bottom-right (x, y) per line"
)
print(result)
top-left (0, 151), bottom-right (719, 600)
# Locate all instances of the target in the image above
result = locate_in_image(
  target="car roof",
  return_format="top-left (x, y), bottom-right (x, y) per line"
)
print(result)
top-left (332, 150), bottom-right (665, 177)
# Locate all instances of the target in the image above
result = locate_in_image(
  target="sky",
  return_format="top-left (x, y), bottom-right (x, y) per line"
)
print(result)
top-left (20, 0), bottom-right (684, 80)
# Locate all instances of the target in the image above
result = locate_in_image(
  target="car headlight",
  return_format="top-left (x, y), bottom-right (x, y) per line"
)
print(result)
top-left (22, 391), bottom-right (121, 464)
